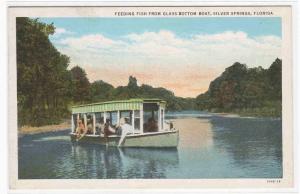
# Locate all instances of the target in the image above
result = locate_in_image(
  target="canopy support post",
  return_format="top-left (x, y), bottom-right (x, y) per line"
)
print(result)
top-left (71, 115), bottom-right (74, 133)
top-left (76, 114), bottom-right (79, 132)
top-left (104, 112), bottom-right (107, 123)
top-left (84, 114), bottom-right (87, 131)
top-left (162, 108), bottom-right (165, 130)
top-left (132, 110), bottom-right (135, 134)
top-left (158, 106), bottom-right (162, 131)
top-left (93, 113), bottom-right (96, 135)
top-left (117, 110), bottom-right (120, 125)
top-left (140, 104), bottom-right (143, 134)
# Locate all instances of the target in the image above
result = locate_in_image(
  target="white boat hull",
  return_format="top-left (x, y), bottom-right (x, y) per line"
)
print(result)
top-left (70, 130), bottom-right (179, 148)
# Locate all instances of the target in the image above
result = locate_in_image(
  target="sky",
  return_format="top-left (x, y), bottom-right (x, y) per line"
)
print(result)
top-left (40, 17), bottom-right (282, 97)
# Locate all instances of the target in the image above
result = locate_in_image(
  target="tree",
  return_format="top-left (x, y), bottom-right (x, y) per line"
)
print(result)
top-left (90, 80), bottom-right (114, 102)
top-left (70, 66), bottom-right (91, 103)
top-left (127, 76), bottom-right (139, 97)
top-left (268, 58), bottom-right (282, 99)
top-left (17, 17), bottom-right (72, 126)
top-left (128, 76), bottom-right (138, 88)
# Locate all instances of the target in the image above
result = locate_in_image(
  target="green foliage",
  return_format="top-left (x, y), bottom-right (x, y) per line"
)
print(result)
top-left (196, 59), bottom-right (282, 117)
top-left (70, 66), bottom-right (91, 103)
top-left (88, 77), bottom-right (196, 111)
top-left (17, 17), bottom-right (72, 126)
top-left (268, 58), bottom-right (282, 99)
top-left (90, 80), bottom-right (114, 102)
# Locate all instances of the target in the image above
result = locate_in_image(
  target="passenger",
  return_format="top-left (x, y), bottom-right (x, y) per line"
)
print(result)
top-left (144, 117), bottom-right (158, 132)
top-left (95, 117), bottom-right (105, 135)
top-left (104, 119), bottom-right (116, 137)
top-left (75, 118), bottom-right (85, 139)
top-left (77, 117), bottom-right (91, 141)
top-left (86, 116), bottom-right (93, 134)
top-left (115, 117), bottom-right (127, 135)
top-left (118, 117), bottom-right (134, 146)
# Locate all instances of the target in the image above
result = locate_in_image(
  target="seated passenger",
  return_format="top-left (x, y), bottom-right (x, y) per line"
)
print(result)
top-left (86, 116), bottom-right (93, 134)
top-left (76, 119), bottom-right (88, 141)
top-left (144, 117), bottom-right (158, 132)
top-left (95, 117), bottom-right (105, 135)
top-left (75, 118), bottom-right (85, 139)
top-left (104, 119), bottom-right (116, 137)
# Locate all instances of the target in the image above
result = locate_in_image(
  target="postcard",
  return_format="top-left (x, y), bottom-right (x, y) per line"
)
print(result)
top-left (8, 5), bottom-right (294, 190)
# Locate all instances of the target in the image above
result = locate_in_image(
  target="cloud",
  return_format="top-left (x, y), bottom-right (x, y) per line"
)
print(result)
top-left (54, 30), bottom-right (281, 97)
top-left (51, 27), bottom-right (73, 37)
top-left (59, 34), bottom-right (125, 51)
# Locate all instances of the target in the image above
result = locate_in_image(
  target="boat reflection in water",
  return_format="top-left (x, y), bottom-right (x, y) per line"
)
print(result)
top-left (70, 143), bottom-right (179, 179)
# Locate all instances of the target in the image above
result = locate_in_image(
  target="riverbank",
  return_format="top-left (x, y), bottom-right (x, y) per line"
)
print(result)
top-left (205, 107), bottom-right (281, 118)
top-left (19, 121), bottom-right (70, 135)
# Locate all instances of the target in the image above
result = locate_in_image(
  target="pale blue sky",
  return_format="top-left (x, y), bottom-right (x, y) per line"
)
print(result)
top-left (39, 17), bottom-right (281, 40)
top-left (37, 17), bottom-right (282, 97)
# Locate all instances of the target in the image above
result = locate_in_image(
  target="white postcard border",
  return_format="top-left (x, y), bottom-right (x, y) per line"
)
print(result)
top-left (7, 4), bottom-right (295, 191)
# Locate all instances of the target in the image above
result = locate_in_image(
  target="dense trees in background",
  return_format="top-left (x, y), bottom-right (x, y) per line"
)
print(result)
top-left (17, 18), bottom-right (282, 127)
top-left (195, 59), bottom-right (282, 117)
top-left (90, 80), bottom-right (114, 102)
top-left (88, 75), bottom-right (195, 110)
top-left (110, 76), bottom-right (196, 110)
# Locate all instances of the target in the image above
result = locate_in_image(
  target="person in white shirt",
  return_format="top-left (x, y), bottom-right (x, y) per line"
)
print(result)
top-left (118, 117), bottom-right (134, 146)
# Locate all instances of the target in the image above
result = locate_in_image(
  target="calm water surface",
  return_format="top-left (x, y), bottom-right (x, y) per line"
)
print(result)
top-left (19, 111), bottom-right (282, 179)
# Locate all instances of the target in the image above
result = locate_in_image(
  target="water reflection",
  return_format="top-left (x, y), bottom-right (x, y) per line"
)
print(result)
top-left (173, 118), bottom-right (213, 149)
top-left (19, 113), bottom-right (282, 179)
top-left (69, 145), bottom-right (179, 179)
top-left (210, 116), bottom-right (282, 177)
top-left (19, 132), bottom-right (179, 179)
top-left (120, 148), bottom-right (178, 178)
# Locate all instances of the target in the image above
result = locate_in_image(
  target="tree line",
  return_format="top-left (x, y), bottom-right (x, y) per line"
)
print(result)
top-left (17, 18), bottom-right (281, 127)
top-left (71, 66), bottom-right (196, 111)
top-left (195, 59), bottom-right (282, 117)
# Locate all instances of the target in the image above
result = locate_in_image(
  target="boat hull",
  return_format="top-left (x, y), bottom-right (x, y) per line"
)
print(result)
top-left (70, 130), bottom-right (179, 148)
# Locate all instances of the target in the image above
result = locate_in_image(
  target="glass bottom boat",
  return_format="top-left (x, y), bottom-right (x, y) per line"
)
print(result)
top-left (70, 99), bottom-right (179, 148)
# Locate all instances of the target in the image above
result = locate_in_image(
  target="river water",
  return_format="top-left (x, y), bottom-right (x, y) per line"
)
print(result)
top-left (18, 111), bottom-right (282, 179)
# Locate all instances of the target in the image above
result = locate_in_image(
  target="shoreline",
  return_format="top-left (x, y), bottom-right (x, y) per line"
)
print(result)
top-left (167, 110), bottom-right (281, 119)
top-left (211, 112), bottom-right (240, 118)
top-left (212, 111), bottom-right (281, 119)
top-left (211, 112), bottom-right (281, 119)
top-left (19, 121), bottom-right (71, 135)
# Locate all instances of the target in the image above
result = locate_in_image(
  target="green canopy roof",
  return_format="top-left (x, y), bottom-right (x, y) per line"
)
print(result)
top-left (72, 98), bottom-right (166, 114)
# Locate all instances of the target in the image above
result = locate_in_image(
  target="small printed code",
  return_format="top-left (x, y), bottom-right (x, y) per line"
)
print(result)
top-left (267, 180), bottom-right (281, 183)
